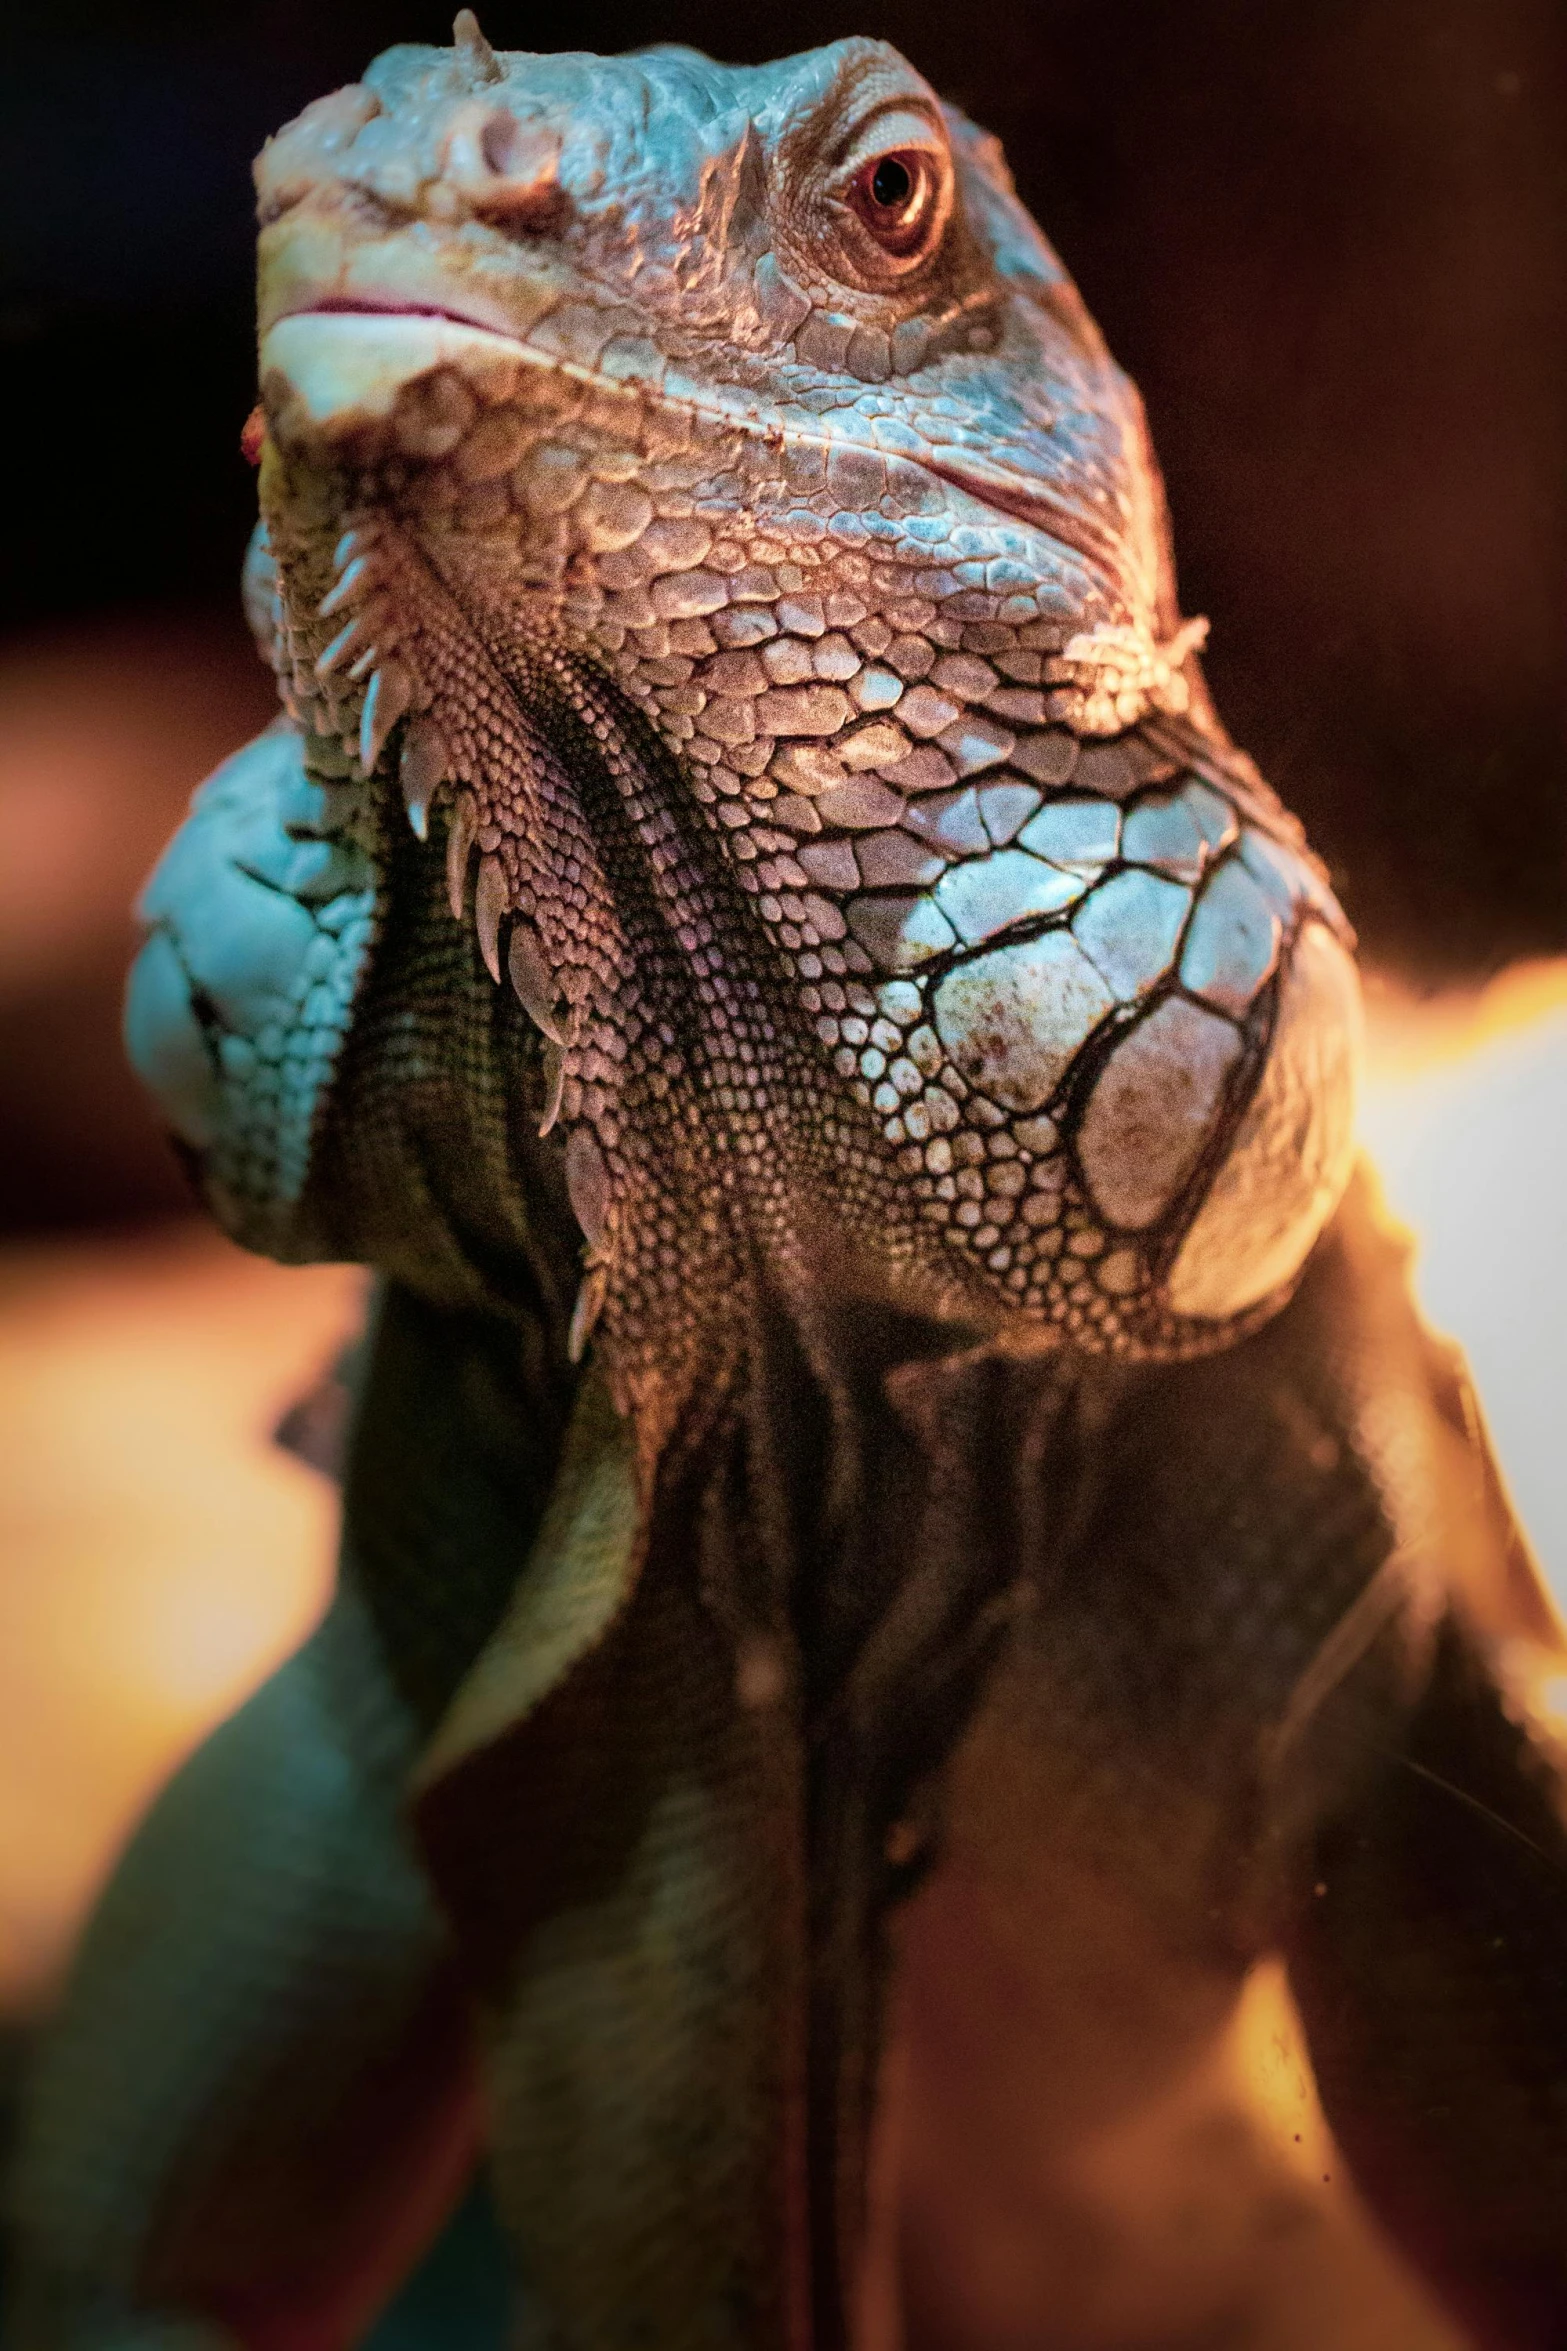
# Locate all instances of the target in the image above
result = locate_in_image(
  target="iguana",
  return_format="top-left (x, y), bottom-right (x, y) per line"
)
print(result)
top-left (8, 20), bottom-right (1567, 2350)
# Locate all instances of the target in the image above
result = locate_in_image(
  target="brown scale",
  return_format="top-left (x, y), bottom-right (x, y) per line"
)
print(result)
top-left (265, 473), bottom-right (737, 1456)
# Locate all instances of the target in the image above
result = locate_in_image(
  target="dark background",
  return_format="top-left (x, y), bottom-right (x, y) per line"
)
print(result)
top-left (1, 0), bottom-right (1562, 1230)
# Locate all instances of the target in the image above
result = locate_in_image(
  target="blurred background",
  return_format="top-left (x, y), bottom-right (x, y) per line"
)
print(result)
top-left (0, 0), bottom-right (1562, 2330)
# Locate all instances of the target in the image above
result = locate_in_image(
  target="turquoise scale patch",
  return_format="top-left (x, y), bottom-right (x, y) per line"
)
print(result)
top-left (125, 723), bottom-right (382, 1252)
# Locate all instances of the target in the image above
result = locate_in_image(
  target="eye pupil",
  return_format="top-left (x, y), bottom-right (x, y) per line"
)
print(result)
top-left (843, 141), bottom-right (946, 267)
top-left (870, 154), bottom-right (912, 211)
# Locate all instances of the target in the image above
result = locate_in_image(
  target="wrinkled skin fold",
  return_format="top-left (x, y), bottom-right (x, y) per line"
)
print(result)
top-left (7, 25), bottom-right (1567, 2351)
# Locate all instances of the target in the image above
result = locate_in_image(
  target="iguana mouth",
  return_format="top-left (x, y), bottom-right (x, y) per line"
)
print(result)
top-left (259, 307), bottom-right (1126, 577)
top-left (276, 292), bottom-right (518, 336)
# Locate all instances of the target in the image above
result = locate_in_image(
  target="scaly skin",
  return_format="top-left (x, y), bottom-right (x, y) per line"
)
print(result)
top-left (241, 28), bottom-right (1362, 1430)
top-left (7, 23), bottom-right (1567, 2351)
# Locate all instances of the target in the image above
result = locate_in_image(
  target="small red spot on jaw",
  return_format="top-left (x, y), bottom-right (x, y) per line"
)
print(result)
top-left (240, 404), bottom-right (267, 467)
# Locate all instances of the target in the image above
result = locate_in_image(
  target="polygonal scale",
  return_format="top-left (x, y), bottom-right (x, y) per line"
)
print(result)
top-left (253, 74), bottom-right (1358, 1352)
top-left (1017, 797), bottom-right (1120, 869)
top-left (935, 850), bottom-right (1086, 946)
top-left (1076, 997), bottom-right (1242, 1230)
top-left (1072, 870), bottom-right (1192, 999)
top-left (1168, 923), bottom-right (1361, 1318)
top-left (1180, 859), bottom-right (1281, 1017)
top-left (1121, 793), bottom-right (1207, 881)
top-left (932, 931), bottom-right (1116, 1113)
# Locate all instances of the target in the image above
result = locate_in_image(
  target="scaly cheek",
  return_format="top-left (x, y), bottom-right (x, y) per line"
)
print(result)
top-left (257, 212), bottom-right (355, 335)
top-left (252, 323), bottom-right (1356, 1351)
top-left (1164, 922), bottom-right (1361, 1319)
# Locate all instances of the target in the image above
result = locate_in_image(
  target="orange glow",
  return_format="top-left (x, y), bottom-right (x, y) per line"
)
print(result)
top-left (0, 959), bottom-right (1557, 2351)
top-left (0, 978), bottom-right (1557, 2350)
top-left (1359, 958), bottom-right (1567, 1603)
top-left (0, 1227), bottom-right (358, 2010)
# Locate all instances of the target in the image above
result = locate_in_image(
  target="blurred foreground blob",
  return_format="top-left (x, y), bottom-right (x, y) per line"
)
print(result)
top-left (0, 612), bottom-right (275, 1229)
top-left (868, 1947), bottom-right (1465, 2351)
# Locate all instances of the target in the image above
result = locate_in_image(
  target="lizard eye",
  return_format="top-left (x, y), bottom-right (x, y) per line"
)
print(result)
top-left (827, 106), bottom-right (953, 283)
top-left (846, 149), bottom-right (939, 258)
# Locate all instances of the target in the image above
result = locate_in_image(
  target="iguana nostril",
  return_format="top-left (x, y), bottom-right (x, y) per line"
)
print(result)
top-left (443, 106), bottom-right (564, 226)
top-left (481, 114), bottom-right (518, 174)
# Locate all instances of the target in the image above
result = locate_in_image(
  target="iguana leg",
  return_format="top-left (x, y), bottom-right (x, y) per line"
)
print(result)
top-left (19, 580), bottom-right (582, 2351)
top-left (2, 1583), bottom-right (474, 2351)
top-left (1287, 1614), bottom-right (1567, 2351)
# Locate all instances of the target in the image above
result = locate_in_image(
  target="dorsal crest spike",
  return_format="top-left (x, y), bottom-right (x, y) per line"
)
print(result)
top-left (452, 9), bottom-right (503, 84)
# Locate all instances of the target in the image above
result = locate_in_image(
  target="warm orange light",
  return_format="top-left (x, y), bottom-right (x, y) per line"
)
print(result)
top-left (0, 1228), bottom-right (358, 2009)
top-left (1359, 958), bottom-right (1567, 1605)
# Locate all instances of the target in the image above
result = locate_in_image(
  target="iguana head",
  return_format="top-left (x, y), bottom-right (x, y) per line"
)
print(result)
top-left (248, 18), bottom-right (1360, 1399)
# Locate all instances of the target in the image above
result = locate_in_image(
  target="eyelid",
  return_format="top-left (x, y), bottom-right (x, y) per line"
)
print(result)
top-left (834, 103), bottom-right (949, 180)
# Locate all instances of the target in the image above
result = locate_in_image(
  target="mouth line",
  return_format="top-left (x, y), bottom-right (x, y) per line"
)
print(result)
top-left (279, 294), bottom-right (511, 332)
top-left (266, 303), bottom-right (1120, 584)
top-left (920, 457), bottom-right (1118, 572)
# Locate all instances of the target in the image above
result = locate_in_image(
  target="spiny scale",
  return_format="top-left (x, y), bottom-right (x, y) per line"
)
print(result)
top-left (452, 8), bottom-right (502, 83)
top-left (567, 1262), bottom-right (608, 1362)
top-left (564, 1127), bottom-right (613, 1250)
top-left (509, 920), bottom-right (572, 1046)
top-left (317, 617), bottom-right (370, 677)
top-left (474, 854), bottom-right (507, 983)
top-left (446, 790), bottom-right (478, 920)
top-left (360, 662), bottom-right (411, 773)
top-left (538, 1039), bottom-right (566, 1139)
top-left (399, 722), bottom-right (446, 842)
top-left (309, 520), bottom-right (416, 776)
top-left (292, 504), bottom-right (669, 1391)
top-left (318, 554), bottom-right (373, 620)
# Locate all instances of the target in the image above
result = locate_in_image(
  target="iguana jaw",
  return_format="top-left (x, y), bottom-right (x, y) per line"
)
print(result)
top-left (253, 35), bottom-right (1177, 650)
top-left (259, 311), bottom-right (531, 451)
top-left (260, 307), bottom-right (1140, 594)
